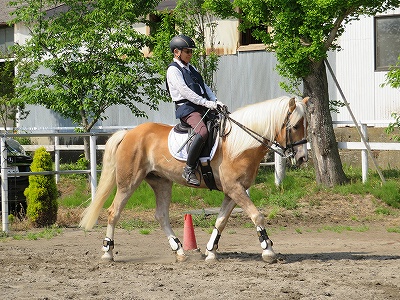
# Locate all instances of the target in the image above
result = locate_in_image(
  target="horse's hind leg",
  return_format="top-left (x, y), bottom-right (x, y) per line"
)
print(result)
top-left (205, 195), bottom-right (237, 261)
top-left (102, 185), bottom-right (137, 261)
top-left (146, 175), bottom-right (187, 262)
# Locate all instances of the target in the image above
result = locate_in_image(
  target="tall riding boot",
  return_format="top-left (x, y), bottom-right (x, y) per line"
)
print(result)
top-left (182, 134), bottom-right (205, 186)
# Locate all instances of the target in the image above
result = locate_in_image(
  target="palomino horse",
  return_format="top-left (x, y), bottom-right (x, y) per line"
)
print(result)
top-left (80, 96), bottom-right (308, 263)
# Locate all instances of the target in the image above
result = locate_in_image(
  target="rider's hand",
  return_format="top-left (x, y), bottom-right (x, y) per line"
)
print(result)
top-left (216, 100), bottom-right (226, 109)
top-left (204, 100), bottom-right (218, 110)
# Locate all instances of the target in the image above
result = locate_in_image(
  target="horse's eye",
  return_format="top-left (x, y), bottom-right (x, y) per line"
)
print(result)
top-left (292, 125), bottom-right (298, 130)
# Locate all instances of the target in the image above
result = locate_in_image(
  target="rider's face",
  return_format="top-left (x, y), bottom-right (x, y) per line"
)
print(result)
top-left (178, 48), bottom-right (193, 64)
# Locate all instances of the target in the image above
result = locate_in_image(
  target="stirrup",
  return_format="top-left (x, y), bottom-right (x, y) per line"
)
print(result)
top-left (183, 166), bottom-right (200, 186)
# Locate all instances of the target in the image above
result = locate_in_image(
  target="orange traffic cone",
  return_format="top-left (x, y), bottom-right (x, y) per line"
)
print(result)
top-left (183, 214), bottom-right (198, 250)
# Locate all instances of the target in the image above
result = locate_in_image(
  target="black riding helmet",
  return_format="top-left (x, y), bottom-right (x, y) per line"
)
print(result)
top-left (169, 35), bottom-right (196, 53)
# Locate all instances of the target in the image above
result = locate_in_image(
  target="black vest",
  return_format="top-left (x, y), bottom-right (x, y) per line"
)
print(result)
top-left (167, 62), bottom-right (210, 119)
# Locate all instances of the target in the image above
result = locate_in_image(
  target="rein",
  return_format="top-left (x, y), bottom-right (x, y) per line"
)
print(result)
top-left (217, 106), bottom-right (307, 159)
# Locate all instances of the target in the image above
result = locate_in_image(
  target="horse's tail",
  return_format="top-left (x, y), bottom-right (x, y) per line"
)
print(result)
top-left (79, 130), bottom-right (128, 230)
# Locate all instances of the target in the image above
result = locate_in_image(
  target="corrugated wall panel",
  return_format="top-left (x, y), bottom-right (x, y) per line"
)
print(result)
top-left (215, 51), bottom-right (288, 112)
top-left (333, 9), bottom-right (400, 125)
top-left (374, 9), bottom-right (400, 124)
top-left (334, 15), bottom-right (376, 123)
top-left (375, 72), bottom-right (400, 124)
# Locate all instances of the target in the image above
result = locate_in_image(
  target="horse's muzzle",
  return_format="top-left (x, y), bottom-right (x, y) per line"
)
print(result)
top-left (287, 140), bottom-right (308, 167)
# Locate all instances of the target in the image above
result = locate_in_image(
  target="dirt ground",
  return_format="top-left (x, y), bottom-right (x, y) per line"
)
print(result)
top-left (1, 194), bottom-right (400, 300)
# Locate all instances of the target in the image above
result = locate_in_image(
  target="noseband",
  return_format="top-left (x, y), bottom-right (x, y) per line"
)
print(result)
top-left (217, 105), bottom-right (307, 159)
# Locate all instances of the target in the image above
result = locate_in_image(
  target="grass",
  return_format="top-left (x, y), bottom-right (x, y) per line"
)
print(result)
top-left (3, 163), bottom-right (400, 239)
top-left (191, 213), bottom-right (217, 228)
top-left (118, 219), bottom-right (157, 231)
top-left (321, 225), bottom-right (370, 233)
top-left (3, 226), bottom-right (63, 241)
top-left (387, 227), bottom-right (400, 233)
top-left (56, 164), bottom-right (400, 212)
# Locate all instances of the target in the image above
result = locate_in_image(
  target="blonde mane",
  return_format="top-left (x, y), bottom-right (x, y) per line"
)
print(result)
top-left (225, 96), bottom-right (306, 159)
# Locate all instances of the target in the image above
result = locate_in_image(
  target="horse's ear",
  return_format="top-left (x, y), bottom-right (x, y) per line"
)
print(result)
top-left (302, 96), bottom-right (310, 105)
top-left (289, 97), bottom-right (296, 113)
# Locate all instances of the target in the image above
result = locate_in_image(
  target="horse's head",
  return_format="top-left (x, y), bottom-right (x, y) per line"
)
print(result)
top-left (276, 97), bottom-right (309, 167)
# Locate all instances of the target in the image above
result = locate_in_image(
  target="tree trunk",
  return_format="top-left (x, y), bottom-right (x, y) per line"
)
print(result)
top-left (303, 61), bottom-right (348, 186)
top-left (83, 135), bottom-right (90, 161)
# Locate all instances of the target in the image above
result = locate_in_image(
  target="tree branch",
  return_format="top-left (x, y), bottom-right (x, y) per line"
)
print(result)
top-left (324, 7), bottom-right (357, 51)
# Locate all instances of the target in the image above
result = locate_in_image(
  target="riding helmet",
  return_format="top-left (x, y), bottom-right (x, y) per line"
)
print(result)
top-left (169, 35), bottom-right (196, 53)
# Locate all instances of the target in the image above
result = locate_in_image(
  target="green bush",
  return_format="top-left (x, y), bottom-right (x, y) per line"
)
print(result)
top-left (24, 147), bottom-right (58, 227)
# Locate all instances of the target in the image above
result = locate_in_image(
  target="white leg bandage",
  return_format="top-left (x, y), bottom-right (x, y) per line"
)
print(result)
top-left (168, 236), bottom-right (182, 251)
top-left (257, 226), bottom-right (272, 250)
top-left (102, 237), bottom-right (114, 252)
top-left (206, 228), bottom-right (221, 251)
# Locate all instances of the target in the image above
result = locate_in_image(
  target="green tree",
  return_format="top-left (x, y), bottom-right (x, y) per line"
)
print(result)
top-left (0, 54), bottom-right (29, 131)
top-left (9, 0), bottom-right (166, 158)
top-left (383, 55), bottom-right (400, 140)
top-left (383, 55), bottom-right (400, 89)
top-left (24, 147), bottom-right (58, 227)
top-left (204, 0), bottom-right (400, 186)
top-left (151, 0), bottom-right (219, 91)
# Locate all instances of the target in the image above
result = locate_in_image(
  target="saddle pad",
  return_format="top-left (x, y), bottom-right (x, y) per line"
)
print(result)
top-left (168, 128), bottom-right (219, 162)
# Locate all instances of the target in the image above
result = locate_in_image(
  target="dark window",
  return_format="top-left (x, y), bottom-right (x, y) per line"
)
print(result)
top-left (0, 25), bottom-right (14, 54)
top-left (241, 28), bottom-right (263, 46)
top-left (375, 15), bottom-right (400, 71)
top-left (240, 26), bottom-right (268, 46)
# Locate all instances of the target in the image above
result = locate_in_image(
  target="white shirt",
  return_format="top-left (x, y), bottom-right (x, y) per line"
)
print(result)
top-left (166, 58), bottom-right (217, 106)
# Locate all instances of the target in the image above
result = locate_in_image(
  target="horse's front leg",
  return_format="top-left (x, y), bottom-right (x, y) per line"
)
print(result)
top-left (147, 176), bottom-right (187, 262)
top-left (229, 187), bottom-right (277, 263)
top-left (205, 195), bottom-right (236, 261)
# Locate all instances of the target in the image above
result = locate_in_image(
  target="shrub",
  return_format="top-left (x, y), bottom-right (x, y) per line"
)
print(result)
top-left (24, 147), bottom-right (58, 227)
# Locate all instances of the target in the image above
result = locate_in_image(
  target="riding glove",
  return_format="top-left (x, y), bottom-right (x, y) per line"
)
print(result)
top-left (204, 100), bottom-right (226, 110)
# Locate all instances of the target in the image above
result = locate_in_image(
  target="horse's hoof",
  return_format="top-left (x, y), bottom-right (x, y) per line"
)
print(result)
top-left (205, 250), bottom-right (217, 262)
top-left (262, 250), bottom-right (277, 264)
top-left (101, 251), bottom-right (114, 261)
top-left (176, 253), bottom-right (188, 262)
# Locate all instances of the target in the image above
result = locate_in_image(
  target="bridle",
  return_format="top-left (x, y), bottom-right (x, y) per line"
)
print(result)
top-left (217, 105), bottom-right (307, 161)
top-left (281, 110), bottom-right (308, 162)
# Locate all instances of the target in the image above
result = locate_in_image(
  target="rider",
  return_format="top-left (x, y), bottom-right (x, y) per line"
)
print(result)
top-left (166, 34), bottom-right (224, 186)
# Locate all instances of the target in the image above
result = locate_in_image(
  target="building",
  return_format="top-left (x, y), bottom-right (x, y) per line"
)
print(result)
top-left (1, 0), bottom-right (399, 131)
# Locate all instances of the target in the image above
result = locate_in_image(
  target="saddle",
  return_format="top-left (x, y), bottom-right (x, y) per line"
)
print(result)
top-left (168, 116), bottom-right (220, 190)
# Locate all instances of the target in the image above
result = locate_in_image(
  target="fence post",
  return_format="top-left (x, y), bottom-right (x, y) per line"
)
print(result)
top-left (274, 148), bottom-right (286, 186)
top-left (361, 123), bottom-right (368, 183)
top-left (1, 137), bottom-right (9, 233)
top-left (55, 133), bottom-right (60, 184)
top-left (89, 134), bottom-right (97, 202)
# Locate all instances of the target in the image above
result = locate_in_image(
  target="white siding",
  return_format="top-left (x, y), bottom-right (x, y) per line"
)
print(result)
top-left (333, 9), bottom-right (400, 125)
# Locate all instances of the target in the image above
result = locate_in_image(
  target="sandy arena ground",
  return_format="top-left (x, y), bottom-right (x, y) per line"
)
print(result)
top-left (1, 222), bottom-right (399, 300)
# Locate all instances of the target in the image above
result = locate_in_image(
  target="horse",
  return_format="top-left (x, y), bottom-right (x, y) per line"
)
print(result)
top-left (80, 96), bottom-right (309, 263)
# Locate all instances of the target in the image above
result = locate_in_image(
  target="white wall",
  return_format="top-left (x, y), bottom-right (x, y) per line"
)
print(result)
top-left (333, 9), bottom-right (400, 125)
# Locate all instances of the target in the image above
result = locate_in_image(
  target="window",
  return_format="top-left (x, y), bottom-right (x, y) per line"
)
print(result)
top-left (0, 25), bottom-right (14, 55)
top-left (375, 15), bottom-right (400, 71)
top-left (240, 24), bottom-right (270, 47)
top-left (238, 14), bottom-right (270, 51)
top-left (241, 27), bottom-right (264, 46)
